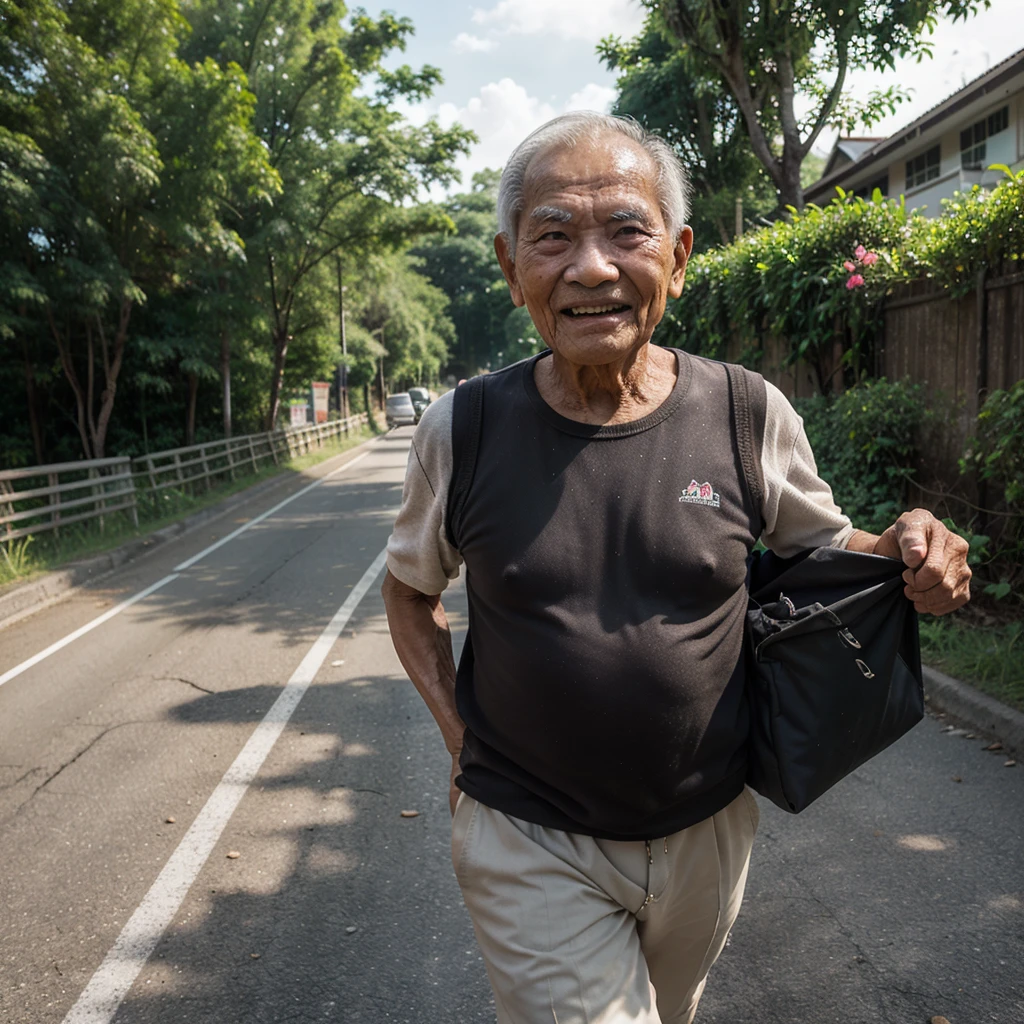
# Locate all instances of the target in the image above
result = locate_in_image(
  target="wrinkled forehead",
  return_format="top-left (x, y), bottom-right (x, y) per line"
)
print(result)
top-left (520, 133), bottom-right (662, 217)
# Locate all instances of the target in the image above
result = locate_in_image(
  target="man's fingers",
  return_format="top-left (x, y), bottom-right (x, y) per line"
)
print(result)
top-left (904, 557), bottom-right (972, 616)
top-left (908, 528), bottom-right (952, 591)
top-left (896, 520), bottom-right (930, 570)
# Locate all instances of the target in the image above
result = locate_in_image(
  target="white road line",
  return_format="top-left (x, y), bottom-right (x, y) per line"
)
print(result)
top-left (0, 443), bottom-right (380, 688)
top-left (0, 574), bottom-right (180, 689)
top-left (173, 448), bottom-right (373, 571)
top-left (62, 548), bottom-right (389, 1024)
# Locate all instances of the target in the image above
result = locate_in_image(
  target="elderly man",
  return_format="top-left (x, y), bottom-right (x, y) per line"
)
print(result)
top-left (381, 112), bottom-right (970, 1024)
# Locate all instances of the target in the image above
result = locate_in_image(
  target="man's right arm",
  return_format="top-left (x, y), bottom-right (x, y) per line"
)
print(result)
top-left (381, 570), bottom-right (465, 814)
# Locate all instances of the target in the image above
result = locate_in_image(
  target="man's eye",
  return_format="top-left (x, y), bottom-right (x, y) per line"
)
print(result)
top-left (538, 230), bottom-right (569, 241)
top-left (617, 225), bottom-right (645, 236)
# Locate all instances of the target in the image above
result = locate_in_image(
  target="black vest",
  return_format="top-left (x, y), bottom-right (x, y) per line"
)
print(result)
top-left (451, 351), bottom-right (764, 840)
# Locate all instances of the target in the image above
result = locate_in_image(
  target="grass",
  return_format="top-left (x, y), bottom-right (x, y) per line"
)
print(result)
top-left (0, 425), bottom-right (376, 590)
top-left (920, 614), bottom-right (1024, 713)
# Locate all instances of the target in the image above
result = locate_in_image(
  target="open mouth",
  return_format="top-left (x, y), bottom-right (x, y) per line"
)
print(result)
top-left (561, 303), bottom-right (631, 318)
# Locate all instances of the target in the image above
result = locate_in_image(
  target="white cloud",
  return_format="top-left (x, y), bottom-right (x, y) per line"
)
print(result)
top-left (433, 78), bottom-right (625, 181)
top-left (470, 0), bottom-right (645, 44)
top-left (452, 32), bottom-right (497, 54)
top-left (438, 78), bottom-right (558, 172)
top-left (565, 83), bottom-right (617, 113)
top-left (398, 78), bottom-right (627, 195)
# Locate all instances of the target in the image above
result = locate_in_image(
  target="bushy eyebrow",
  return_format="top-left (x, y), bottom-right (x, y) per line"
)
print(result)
top-left (529, 205), bottom-right (573, 223)
top-left (609, 208), bottom-right (652, 225)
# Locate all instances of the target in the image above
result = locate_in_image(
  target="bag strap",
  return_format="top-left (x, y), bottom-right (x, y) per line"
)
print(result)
top-left (445, 375), bottom-right (485, 550)
top-left (725, 363), bottom-right (767, 525)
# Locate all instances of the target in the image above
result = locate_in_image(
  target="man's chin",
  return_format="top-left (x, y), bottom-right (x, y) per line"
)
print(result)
top-left (547, 326), bottom-right (647, 366)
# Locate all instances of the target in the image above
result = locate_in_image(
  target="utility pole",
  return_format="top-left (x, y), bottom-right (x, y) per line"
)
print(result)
top-left (336, 255), bottom-right (349, 421)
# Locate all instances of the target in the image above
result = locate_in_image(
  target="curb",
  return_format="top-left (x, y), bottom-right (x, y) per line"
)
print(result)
top-left (923, 665), bottom-right (1024, 755)
top-left (0, 434), bottom-right (379, 632)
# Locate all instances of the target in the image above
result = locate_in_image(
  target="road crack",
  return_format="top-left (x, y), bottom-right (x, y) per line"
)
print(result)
top-left (156, 676), bottom-right (215, 695)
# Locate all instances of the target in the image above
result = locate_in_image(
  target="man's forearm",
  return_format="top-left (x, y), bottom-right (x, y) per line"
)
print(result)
top-left (381, 569), bottom-right (465, 754)
top-left (844, 529), bottom-right (880, 554)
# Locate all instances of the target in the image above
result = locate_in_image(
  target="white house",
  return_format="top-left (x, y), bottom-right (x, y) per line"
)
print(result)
top-left (806, 46), bottom-right (1024, 215)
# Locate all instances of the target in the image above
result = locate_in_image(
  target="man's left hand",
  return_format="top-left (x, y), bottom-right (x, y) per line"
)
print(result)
top-left (869, 510), bottom-right (971, 616)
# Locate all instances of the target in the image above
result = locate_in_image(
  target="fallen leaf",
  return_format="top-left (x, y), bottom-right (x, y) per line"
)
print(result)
top-left (985, 742), bottom-right (1003, 751)
top-left (930, 1016), bottom-right (951, 1024)
top-left (966, 733), bottom-right (976, 739)
top-left (250, 953), bottom-right (261, 960)
top-left (951, 776), bottom-right (962, 783)
top-left (226, 850), bottom-right (241, 859)
top-left (1005, 760), bottom-right (1017, 768)
top-left (331, 660), bottom-right (345, 667)
top-left (872, 830), bottom-right (883, 837)
top-left (345, 926), bottom-right (358, 934)
top-left (165, 816), bottom-right (176, 824)
top-left (400, 810), bottom-right (420, 818)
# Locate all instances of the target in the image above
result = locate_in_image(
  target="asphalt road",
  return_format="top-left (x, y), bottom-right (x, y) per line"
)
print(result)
top-left (1, 428), bottom-right (1021, 1024)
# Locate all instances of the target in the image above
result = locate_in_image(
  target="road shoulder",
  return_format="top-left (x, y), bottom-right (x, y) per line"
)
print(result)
top-left (924, 664), bottom-right (1024, 755)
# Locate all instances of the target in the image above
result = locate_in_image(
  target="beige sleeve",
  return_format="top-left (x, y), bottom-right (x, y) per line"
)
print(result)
top-left (385, 390), bottom-right (462, 595)
top-left (760, 382), bottom-right (855, 557)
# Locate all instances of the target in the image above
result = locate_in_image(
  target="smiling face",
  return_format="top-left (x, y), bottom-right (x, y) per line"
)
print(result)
top-left (495, 132), bottom-right (693, 367)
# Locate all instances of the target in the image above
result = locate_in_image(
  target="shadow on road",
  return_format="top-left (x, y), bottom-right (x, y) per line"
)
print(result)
top-left (110, 589), bottom-right (494, 1024)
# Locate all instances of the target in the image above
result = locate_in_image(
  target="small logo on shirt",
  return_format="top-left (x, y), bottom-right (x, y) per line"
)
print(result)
top-left (679, 479), bottom-right (721, 508)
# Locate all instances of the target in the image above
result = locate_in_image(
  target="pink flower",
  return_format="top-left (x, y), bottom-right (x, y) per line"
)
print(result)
top-left (843, 260), bottom-right (856, 272)
top-left (854, 244), bottom-right (867, 260)
top-left (846, 274), bottom-right (865, 289)
top-left (862, 251), bottom-right (879, 266)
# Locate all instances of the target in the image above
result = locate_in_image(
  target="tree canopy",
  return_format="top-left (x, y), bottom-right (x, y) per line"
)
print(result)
top-left (0, 0), bottom-right (471, 466)
top-left (639, 0), bottom-right (988, 211)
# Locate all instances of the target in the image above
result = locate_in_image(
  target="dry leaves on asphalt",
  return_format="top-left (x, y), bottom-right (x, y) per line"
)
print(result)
top-left (226, 850), bottom-right (241, 859)
top-left (930, 1016), bottom-right (952, 1024)
top-left (400, 810), bottom-right (420, 818)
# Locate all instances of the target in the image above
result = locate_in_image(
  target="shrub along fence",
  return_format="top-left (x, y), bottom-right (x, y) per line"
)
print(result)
top-left (0, 414), bottom-right (369, 544)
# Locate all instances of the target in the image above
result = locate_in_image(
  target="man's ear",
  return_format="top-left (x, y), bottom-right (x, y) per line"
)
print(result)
top-left (494, 234), bottom-right (525, 307)
top-left (667, 225), bottom-right (694, 299)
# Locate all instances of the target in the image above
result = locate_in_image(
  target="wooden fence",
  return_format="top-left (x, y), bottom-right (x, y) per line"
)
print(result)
top-left (727, 269), bottom-right (1024, 494)
top-left (880, 269), bottom-right (1024, 485)
top-left (0, 413), bottom-right (369, 545)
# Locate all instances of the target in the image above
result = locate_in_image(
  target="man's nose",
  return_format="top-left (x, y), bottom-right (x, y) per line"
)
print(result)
top-left (564, 236), bottom-right (619, 288)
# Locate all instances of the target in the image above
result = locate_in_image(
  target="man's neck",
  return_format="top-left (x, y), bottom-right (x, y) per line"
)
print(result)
top-left (533, 343), bottom-right (678, 426)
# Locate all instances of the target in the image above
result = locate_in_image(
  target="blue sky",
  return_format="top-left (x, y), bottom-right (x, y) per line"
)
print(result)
top-left (365, 0), bottom-right (1024, 189)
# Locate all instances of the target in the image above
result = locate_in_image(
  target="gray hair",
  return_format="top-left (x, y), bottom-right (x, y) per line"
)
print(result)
top-left (497, 111), bottom-right (691, 259)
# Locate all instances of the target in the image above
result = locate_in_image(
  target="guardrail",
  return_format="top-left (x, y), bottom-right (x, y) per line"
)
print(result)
top-left (0, 458), bottom-right (138, 542)
top-left (0, 414), bottom-right (370, 544)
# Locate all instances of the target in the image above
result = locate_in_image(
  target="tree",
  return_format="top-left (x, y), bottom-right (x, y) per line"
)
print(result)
top-left (1, 0), bottom-right (276, 458)
top-left (599, 17), bottom-right (777, 248)
top-left (349, 250), bottom-right (455, 395)
top-left (652, 0), bottom-right (987, 211)
top-left (181, 1), bottom-right (474, 428)
top-left (413, 169), bottom-right (514, 375)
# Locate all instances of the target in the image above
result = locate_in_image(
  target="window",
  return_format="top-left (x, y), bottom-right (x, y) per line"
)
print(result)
top-left (906, 146), bottom-right (940, 189)
top-left (960, 106), bottom-right (1010, 169)
top-left (855, 173), bottom-right (889, 199)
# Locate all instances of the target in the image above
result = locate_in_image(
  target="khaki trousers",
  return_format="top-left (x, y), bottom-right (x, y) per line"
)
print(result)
top-left (451, 789), bottom-right (759, 1024)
